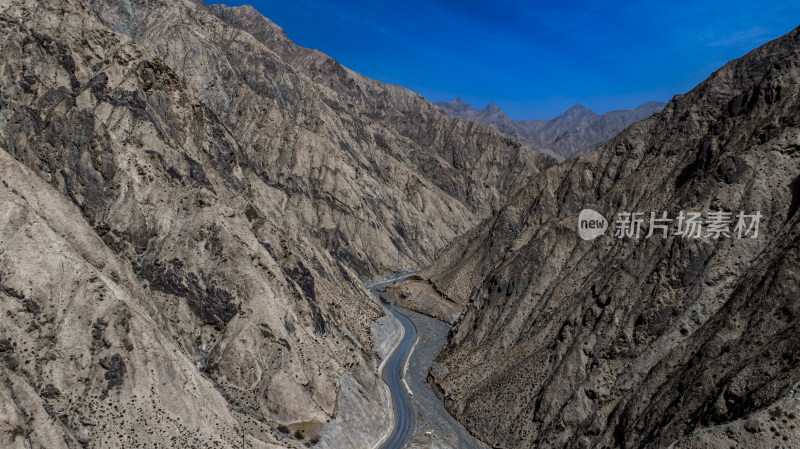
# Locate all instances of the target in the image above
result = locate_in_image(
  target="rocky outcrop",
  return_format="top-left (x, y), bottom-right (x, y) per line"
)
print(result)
top-left (425, 26), bottom-right (800, 448)
top-left (383, 276), bottom-right (463, 324)
top-left (438, 99), bottom-right (665, 161)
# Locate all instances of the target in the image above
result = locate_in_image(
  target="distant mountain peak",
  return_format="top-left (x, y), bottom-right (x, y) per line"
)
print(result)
top-left (567, 103), bottom-right (589, 111)
top-left (559, 103), bottom-right (597, 118)
top-left (484, 101), bottom-right (503, 112)
top-left (436, 98), bottom-right (476, 116)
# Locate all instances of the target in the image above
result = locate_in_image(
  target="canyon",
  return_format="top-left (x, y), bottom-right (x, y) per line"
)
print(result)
top-left (1, 0), bottom-right (798, 448)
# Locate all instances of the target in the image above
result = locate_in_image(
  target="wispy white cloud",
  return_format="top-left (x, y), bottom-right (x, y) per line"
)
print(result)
top-left (705, 26), bottom-right (772, 47)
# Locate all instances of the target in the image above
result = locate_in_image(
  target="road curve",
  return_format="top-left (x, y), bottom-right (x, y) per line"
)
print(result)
top-left (379, 306), bottom-right (417, 449)
top-left (365, 272), bottom-right (418, 289)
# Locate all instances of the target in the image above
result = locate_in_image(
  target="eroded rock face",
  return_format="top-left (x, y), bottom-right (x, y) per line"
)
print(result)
top-left (425, 26), bottom-right (800, 448)
top-left (85, 0), bottom-right (554, 277)
top-left (0, 0), bottom-right (550, 447)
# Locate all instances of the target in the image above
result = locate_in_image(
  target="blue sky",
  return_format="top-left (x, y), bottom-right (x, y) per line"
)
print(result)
top-left (220, 0), bottom-right (800, 119)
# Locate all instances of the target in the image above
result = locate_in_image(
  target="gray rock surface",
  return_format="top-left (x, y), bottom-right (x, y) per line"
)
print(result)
top-left (425, 25), bottom-right (800, 449)
top-left (437, 99), bottom-right (665, 161)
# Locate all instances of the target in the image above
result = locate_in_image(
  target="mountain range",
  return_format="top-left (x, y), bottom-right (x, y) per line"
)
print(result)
top-left (437, 98), bottom-right (666, 161)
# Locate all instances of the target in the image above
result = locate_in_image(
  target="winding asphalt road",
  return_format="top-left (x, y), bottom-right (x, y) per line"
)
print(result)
top-left (366, 274), bottom-right (419, 449)
top-left (378, 307), bottom-right (417, 449)
top-left (366, 276), bottom-right (488, 448)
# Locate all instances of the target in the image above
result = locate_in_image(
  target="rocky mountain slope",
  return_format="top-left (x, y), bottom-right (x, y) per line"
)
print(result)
top-left (425, 26), bottom-right (800, 448)
top-left (0, 0), bottom-right (551, 447)
top-left (88, 0), bottom-right (555, 277)
top-left (438, 99), bottom-right (665, 161)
